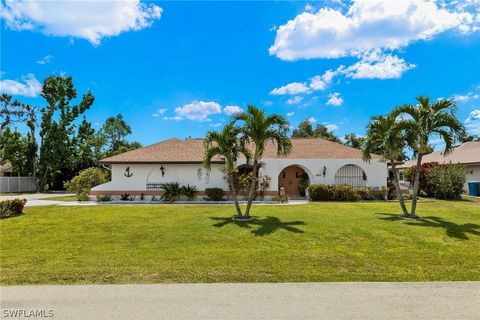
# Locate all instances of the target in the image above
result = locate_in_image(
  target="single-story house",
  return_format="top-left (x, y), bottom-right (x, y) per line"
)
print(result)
top-left (92, 137), bottom-right (388, 199)
top-left (397, 141), bottom-right (480, 191)
top-left (0, 161), bottom-right (13, 177)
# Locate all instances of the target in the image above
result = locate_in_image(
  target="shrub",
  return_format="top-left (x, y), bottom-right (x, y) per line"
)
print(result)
top-left (0, 199), bottom-right (27, 218)
top-left (308, 185), bottom-right (386, 201)
top-left (334, 185), bottom-right (360, 201)
top-left (96, 195), bottom-right (112, 202)
top-left (308, 184), bottom-right (335, 201)
top-left (205, 188), bottom-right (225, 201)
top-left (405, 162), bottom-right (438, 197)
top-left (140, 193), bottom-right (145, 201)
top-left (426, 164), bottom-right (466, 200)
top-left (120, 193), bottom-right (130, 201)
top-left (161, 182), bottom-right (182, 203)
top-left (298, 174), bottom-right (310, 197)
top-left (258, 175), bottom-right (271, 200)
top-left (181, 184), bottom-right (198, 201)
top-left (64, 167), bottom-right (109, 201)
top-left (272, 195), bottom-right (289, 203)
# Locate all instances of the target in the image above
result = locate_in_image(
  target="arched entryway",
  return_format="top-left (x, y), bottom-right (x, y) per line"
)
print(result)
top-left (278, 165), bottom-right (310, 197)
top-left (334, 164), bottom-right (367, 188)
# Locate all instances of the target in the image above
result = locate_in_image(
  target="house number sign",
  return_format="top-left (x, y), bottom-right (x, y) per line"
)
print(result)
top-left (124, 167), bottom-right (133, 178)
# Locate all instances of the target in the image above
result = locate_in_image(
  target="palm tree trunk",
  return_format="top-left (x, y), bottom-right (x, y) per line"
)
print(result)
top-left (390, 162), bottom-right (409, 217)
top-left (228, 174), bottom-right (243, 217)
top-left (410, 155), bottom-right (423, 217)
top-left (244, 161), bottom-right (258, 218)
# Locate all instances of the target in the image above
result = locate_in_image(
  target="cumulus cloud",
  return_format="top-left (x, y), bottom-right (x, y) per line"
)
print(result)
top-left (308, 117), bottom-right (317, 123)
top-left (465, 109), bottom-right (480, 134)
top-left (287, 111), bottom-right (295, 116)
top-left (269, 0), bottom-right (475, 61)
top-left (163, 116), bottom-right (182, 121)
top-left (344, 51), bottom-right (416, 79)
top-left (0, 73), bottom-right (41, 97)
top-left (174, 101), bottom-right (222, 121)
top-left (326, 92), bottom-right (344, 106)
top-left (223, 105), bottom-right (243, 115)
top-left (152, 108), bottom-right (167, 117)
top-left (309, 69), bottom-right (336, 90)
top-left (270, 82), bottom-right (310, 95)
top-left (286, 96), bottom-right (303, 105)
top-left (36, 54), bottom-right (53, 65)
top-left (0, 0), bottom-right (162, 45)
top-left (324, 123), bottom-right (339, 131)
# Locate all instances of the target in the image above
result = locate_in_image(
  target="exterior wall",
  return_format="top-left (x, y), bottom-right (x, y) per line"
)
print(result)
top-left (92, 158), bottom-right (388, 196)
top-left (465, 164), bottom-right (480, 192)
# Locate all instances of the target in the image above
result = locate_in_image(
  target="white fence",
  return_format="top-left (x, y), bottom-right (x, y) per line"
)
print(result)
top-left (0, 177), bottom-right (37, 193)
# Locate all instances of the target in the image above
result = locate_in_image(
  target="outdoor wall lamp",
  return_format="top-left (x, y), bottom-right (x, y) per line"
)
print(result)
top-left (322, 166), bottom-right (327, 177)
top-left (160, 166), bottom-right (165, 177)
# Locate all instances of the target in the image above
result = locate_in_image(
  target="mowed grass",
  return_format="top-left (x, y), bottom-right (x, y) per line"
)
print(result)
top-left (1, 201), bottom-right (479, 285)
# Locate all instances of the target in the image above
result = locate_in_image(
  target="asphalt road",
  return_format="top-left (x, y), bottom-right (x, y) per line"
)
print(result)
top-left (1, 282), bottom-right (479, 320)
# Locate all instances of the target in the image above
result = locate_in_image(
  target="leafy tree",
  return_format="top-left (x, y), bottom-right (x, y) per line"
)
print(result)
top-left (73, 117), bottom-right (97, 171)
top-left (343, 133), bottom-right (365, 149)
top-left (64, 167), bottom-right (109, 201)
top-left (0, 128), bottom-right (32, 176)
top-left (292, 119), bottom-right (341, 143)
top-left (392, 97), bottom-right (465, 218)
top-left (231, 105), bottom-right (292, 218)
top-left (363, 114), bottom-right (409, 217)
top-left (204, 124), bottom-right (248, 217)
top-left (38, 75), bottom-right (94, 190)
top-left (96, 114), bottom-right (141, 157)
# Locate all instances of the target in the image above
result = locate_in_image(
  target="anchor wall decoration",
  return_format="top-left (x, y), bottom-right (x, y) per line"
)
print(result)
top-left (124, 166), bottom-right (133, 178)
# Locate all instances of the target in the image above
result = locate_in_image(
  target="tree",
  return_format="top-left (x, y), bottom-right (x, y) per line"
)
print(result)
top-left (204, 124), bottom-right (248, 218)
top-left (0, 128), bottom-right (32, 176)
top-left (292, 119), bottom-right (341, 143)
top-left (344, 133), bottom-right (365, 149)
top-left (101, 114), bottom-right (131, 153)
top-left (392, 97), bottom-right (465, 218)
top-left (231, 105), bottom-right (292, 218)
top-left (73, 117), bottom-right (97, 171)
top-left (64, 167), bottom-right (109, 201)
top-left (38, 75), bottom-right (94, 190)
top-left (363, 114), bottom-right (409, 217)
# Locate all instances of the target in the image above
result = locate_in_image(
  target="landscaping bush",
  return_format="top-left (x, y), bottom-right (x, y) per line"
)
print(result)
top-left (181, 184), bottom-right (198, 201)
top-left (0, 199), bottom-right (27, 218)
top-left (96, 195), bottom-right (112, 202)
top-left (426, 164), bottom-right (466, 200)
top-left (64, 167), bottom-right (109, 201)
top-left (205, 188), bottom-right (225, 201)
top-left (160, 182), bottom-right (182, 202)
top-left (405, 162), bottom-right (438, 197)
top-left (308, 185), bottom-right (387, 201)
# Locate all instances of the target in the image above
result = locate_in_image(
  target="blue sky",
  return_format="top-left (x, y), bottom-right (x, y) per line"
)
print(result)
top-left (1, 0), bottom-right (479, 148)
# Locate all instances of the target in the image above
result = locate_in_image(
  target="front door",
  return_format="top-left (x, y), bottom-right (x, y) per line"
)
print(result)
top-left (279, 166), bottom-right (303, 196)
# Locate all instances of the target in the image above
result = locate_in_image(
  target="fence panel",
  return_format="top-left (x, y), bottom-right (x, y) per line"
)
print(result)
top-left (0, 177), bottom-right (36, 193)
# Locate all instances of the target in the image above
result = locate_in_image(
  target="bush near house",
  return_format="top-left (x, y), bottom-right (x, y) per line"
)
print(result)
top-left (426, 164), bottom-right (466, 200)
top-left (64, 167), bottom-right (109, 201)
top-left (404, 162), bottom-right (439, 197)
top-left (0, 199), bottom-right (27, 219)
top-left (308, 184), bottom-right (386, 201)
top-left (205, 188), bottom-right (225, 201)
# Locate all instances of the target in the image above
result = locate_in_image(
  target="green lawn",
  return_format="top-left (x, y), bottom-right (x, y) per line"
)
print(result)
top-left (1, 201), bottom-right (479, 285)
top-left (42, 195), bottom-right (79, 202)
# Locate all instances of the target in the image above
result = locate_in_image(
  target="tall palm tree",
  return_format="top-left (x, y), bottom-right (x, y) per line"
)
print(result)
top-left (204, 124), bottom-right (247, 218)
top-left (231, 105), bottom-right (292, 218)
top-left (392, 96), bottom-right (465, 218)
top-left (363, 114), bottom-right (409, 217)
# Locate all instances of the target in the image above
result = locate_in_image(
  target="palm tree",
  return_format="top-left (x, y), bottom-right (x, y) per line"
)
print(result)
top-left (363, 114), bottom-right (409, 217)
top-left (392, 96), bottom-right (465, 218)
top-left (231, 105), bottom-right (292, 218)
top-left (204, 124), bottom-right (247, 218)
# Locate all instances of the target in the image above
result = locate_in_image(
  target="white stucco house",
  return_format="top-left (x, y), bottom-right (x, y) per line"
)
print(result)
top-left (91, 137), bottom-right (388, 199)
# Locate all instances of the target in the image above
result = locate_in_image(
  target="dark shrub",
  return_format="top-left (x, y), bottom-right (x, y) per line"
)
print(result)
top-left (205, 188), bottom-right (225, 201)
top-left (0, 199), bottom-right (27, 218)
top-left (120, 193), bottom-right (130, 201)
top-left (96, 195), bottom-right (112, 202)
top-left (160, 182), bottom-right (182, 202)
top-left (181, 184), bottom-right (198, 201)
top-left (308, 184), bottom-right (335, 201)
top-left (405, 162), bottom-right (438, 197)
top-left (308, 185), bottom-right (386, 201)
top-left (426, 164), bottom-right (466, 199)
top-left (334, 185), bottom-right (360, 201)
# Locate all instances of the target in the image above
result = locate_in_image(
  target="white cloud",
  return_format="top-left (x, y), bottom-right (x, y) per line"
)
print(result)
top-left (309, 69), bottom-right (336, 90)
top-left (0, 0), bottom-right (162, 45)
top-left (270, 82), bottom-right (310, 95)
top-left (0, 73), bottom-right (41, 97)
top-left (287, 111), bottom-right (295, 116)
top-left (344, 51), bottom-right (416, 79)
top-left (36, 54), bottom-right (53, 65)
top-left (223, 105), bottom-right (243, 115)
top-left (286, 96), bottom-right (303, 105)
top-left (465, 109), bottom-right (480, 134)
top-left (270, 0), bottom-right (475, 61)
top-left (324, 123), bottom-right (339, 131)
top-left (163, 116), bottom-right (182, 121)
top-left (308, 117), bottom-right (317, 123)
top-left (452, 90), bottom-right (480, 103)
top-left (326, 92), bottom-right (344, 106)
top-left (152, 108), bottom-right (167, 117)
top-left (210, 123), bottom-right (223, 127)
top-left (174, 101), bottom-right (222, 121)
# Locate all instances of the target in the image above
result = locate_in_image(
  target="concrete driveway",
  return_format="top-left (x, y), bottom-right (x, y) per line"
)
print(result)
top-left (0, 193), bottom-right (74, 201)
top-left (1, 282), bottom-right (479, 320)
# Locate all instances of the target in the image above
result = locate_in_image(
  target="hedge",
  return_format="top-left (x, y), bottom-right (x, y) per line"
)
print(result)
top-left (308, 184), bottom-right (386, 201)
top-left (0, 199), bottom-right (27, 219)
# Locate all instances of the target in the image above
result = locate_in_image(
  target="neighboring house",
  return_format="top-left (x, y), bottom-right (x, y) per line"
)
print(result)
top-left (0, 161), bottom-right (13, 177)
top-left (397, 141), bottom-right (480, 191)
top-left (92, 138), bottom-right (388, 199)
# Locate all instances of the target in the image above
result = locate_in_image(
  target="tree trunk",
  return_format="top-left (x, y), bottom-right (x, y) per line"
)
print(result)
top-left (390, 162), bottom-right (409, 217)
top-left (243, 160), bottom-right (258, 218)
top-left (410, 155), bottom-right (423, 217)
top-left (228, 174), bottom-right (243, 217)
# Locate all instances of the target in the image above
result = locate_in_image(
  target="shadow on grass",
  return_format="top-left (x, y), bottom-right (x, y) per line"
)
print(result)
top-left (377, 213), bottom-right (480, 240)
top-left (210, 216), bottom-right (306, 236)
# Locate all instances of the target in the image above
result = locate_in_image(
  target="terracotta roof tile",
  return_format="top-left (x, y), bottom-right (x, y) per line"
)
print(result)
top-left (99, 137), bottom-right (376, 164)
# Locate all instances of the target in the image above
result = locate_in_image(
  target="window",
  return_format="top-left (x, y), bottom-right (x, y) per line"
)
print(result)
top-left (399, 172), bottom-right (404, 181)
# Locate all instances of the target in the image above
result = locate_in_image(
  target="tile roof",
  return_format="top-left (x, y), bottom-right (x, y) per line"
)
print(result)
top-left (99, 137), bottom-right (376, 164)
top-left (398, 141), bottom-right (480, 168)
